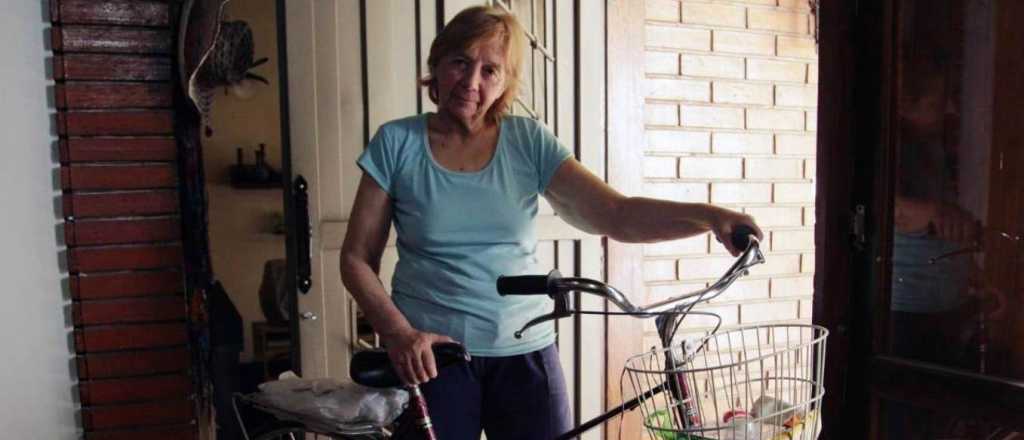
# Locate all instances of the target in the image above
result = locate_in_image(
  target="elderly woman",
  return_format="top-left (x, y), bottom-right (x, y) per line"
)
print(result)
top-left (340, 5), bottom-right (762, 439)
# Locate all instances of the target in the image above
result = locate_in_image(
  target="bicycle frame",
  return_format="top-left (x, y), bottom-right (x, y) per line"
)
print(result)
top-left (238, 236), bottom-right (764, 440)
top-left (391, 385), bottom-right (437, 440)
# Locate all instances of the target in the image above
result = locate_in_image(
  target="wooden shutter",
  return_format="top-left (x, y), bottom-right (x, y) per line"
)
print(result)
top-left (51, 1), bottom-right (198, 438)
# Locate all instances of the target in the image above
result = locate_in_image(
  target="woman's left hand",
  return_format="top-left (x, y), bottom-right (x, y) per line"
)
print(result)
top-left (709, 208), bottom-right (764, 256)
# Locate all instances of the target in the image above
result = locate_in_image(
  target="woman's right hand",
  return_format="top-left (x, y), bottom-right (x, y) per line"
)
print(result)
top-left (379, 328), bottom-right (456, 385)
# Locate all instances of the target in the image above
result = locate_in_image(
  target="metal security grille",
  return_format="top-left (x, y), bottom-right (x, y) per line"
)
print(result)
top-left (494, 0), bottom-right (556, 126)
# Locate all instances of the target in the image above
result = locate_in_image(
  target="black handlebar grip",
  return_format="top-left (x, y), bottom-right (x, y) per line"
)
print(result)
top-left (497, 270), bottom-right (562, 296)
top-left (731, 225), bottom-right (758, 251)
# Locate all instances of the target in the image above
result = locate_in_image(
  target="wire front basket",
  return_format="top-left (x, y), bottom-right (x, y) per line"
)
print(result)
top-left (625, 324), bottom-right (828, 440)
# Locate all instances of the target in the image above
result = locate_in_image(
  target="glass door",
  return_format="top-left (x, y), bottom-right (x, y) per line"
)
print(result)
top-left (871, 0), bottom-right (1024, 438)
top-left (816, 0), bottom-right (1024, 438)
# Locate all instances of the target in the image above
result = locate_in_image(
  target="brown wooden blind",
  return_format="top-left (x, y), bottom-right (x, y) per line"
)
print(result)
top-left (51, 0), bottom-right (197, 437)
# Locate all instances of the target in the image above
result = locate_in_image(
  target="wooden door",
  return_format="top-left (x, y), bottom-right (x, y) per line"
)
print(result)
top-left (816, 0), bottom-right (1024, 438)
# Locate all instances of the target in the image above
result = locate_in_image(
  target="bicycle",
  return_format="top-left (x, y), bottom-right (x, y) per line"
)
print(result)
top-left (235, 227), bottom-right (829, 439)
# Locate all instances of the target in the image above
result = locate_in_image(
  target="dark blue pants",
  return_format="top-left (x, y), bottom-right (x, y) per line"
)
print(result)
top-left (420, 344), bottom-right (572, 440)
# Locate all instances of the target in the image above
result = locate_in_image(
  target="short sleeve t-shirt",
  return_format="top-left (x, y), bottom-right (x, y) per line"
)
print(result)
top-left (357, 113), bottom-right (573, 356)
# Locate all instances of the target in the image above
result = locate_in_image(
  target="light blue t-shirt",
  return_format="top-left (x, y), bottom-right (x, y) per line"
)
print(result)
top-left (357, 113), bottom-right (573, 356)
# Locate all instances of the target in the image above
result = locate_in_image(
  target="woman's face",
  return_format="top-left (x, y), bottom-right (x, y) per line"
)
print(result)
top-left (434, 36), bottom-right (508, 128)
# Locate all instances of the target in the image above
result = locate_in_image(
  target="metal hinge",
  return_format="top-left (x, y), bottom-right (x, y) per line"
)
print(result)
top-left (851, 204), bottom-right (866, 248)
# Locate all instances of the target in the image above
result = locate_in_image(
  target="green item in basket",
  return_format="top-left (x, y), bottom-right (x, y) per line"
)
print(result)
top-left (645, 410), bottom-right (714, 440)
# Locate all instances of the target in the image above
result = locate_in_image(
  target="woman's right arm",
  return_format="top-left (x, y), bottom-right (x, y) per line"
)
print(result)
top-left (340, 173), bottom-right (453, 385)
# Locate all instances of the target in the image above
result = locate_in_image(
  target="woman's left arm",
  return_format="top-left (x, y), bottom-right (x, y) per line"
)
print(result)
top-left (544, 158), bottom-right (763, 256)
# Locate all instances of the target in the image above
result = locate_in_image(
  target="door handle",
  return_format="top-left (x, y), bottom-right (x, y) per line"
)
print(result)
top-left (300, 311), bottom-right (318, 321)
top-left (294, 176), bottom-right (313, 293)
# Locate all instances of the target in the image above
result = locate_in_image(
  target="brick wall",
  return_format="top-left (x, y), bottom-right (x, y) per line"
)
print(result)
top-left (640, 0), bottom-right (817, 347)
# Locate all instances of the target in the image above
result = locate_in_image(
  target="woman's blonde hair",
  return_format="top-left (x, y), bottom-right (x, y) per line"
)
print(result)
top-left (419, 5), bottom-right (526, 122)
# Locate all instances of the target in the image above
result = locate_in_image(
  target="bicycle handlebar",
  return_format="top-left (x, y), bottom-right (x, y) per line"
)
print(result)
top-left (496, 273), bottom-right (555, 296)
top-left (497, 227), bottom-right (765, 337)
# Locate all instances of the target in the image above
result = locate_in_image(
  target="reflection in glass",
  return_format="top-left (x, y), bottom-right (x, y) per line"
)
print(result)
top-left (887, 0), bottom-right (1011, 376)
top-left (884, 1), bottom-right (1024, 434)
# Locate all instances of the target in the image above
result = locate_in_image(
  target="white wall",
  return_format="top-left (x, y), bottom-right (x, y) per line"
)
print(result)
top-left (0, 1), bottom-right (79, 438)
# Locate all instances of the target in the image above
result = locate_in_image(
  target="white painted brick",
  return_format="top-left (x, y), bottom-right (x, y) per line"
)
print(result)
top-left (713, 30), bottom-right (775, 55)
top-left (712, 132), bottom-right (773, 154)
top-left (775, 133), bottom-right (816, 155)
top-left (806, 110), bottom-right (817, 131)
top-left (643, 182), bottom-right (710, 203)
top-left (679, 157), bottom-right (743, 179)
top-left (801, 253), bottom-right (815, 273)
top-left (644, 234), bottom-right (709, 257)
top-left (771, 229), bottom-right (814, 251)
top-left (647, 78), bottom-right (711, 102)
top-left (646, 51), bottom-right (680, 75)
top-left (710, 182), bottom-right (773, 204)
top-left (681, 54), bottom-right (745, 79)
top-left (802, 206), bottom-right (814, 226)
top-left (771, 276), bottom-right (813, 298)
top-left (646, 130), bottom-right (711, 153)
top-left (713, 81), bottom-right (773, 105)
top-left (745, 157), bottom-right (804, 179)
top-left (746, 108), bottom-right (805, 130)
top-left (643, 155), bottom-right (678, 178)
top-left (770, 325), bottom-right (815, 345)
top-left (807, 63), bottom-right (818, 83)
top-left (682, 3), bottom-right (747, 28)
top-left (748, 9), bottom-right (809, 34)
top-left (778, 0), bottom-right (813, 11)
top-left (740, 301), bottom-right (799, 323)
top-left (805, 158), bottom-right (816, 179)
top-left (773, 182), bottom-right (814, 203)
top-left (744, 206), bottom-right (803, 227)
top-left (775, 84), bottom-right (818, 107)
top-left (799, 299), bottom-right (813, 319)
top-left (690, 304), bottom-right (740, 327)
top-left (709, 278), bottom-right (770, 302)
top-left (678, 255), bottom-right (737, 281)
top-left (777, 35), bottom-right (817, 59)
top-left (646, 304), bottom-right (739, 330)
top-left (750, 253), bottom-right (801, 276)
top-left (647, 281), bottom-right (709, 303)
top-left (647, 25), bottom-right (712, 51)
top-left (747, 58), bottom-right (807, 82)
top-left (644, 258), bottom-right (678, 282)
top-left (645, 103), bottom-right (679, 125)
top-left (646, 0), bottom-right (681, 22)
top-left (680, 105), bottom-right (745, 129)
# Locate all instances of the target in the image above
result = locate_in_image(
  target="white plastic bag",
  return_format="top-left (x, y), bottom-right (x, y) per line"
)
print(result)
top-left (256, 372), bottom-right (408, 425)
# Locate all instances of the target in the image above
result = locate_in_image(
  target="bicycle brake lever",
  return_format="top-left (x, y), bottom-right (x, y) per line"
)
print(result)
top-left (514, 312), bottom-right (565, 338)
top-left (513, 291), bottom-right (573, 338)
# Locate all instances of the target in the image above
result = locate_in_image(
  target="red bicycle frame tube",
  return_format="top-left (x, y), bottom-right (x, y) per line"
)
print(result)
top-left (393, 385), bottom-right (437, 440)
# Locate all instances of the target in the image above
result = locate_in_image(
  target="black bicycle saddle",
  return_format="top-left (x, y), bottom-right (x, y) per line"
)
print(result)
top-left (350, 342), bottom-right (470, 388)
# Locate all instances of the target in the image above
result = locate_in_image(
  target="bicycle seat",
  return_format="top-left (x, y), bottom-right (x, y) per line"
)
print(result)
top-left (350, 342), bottom-right (470, 388)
